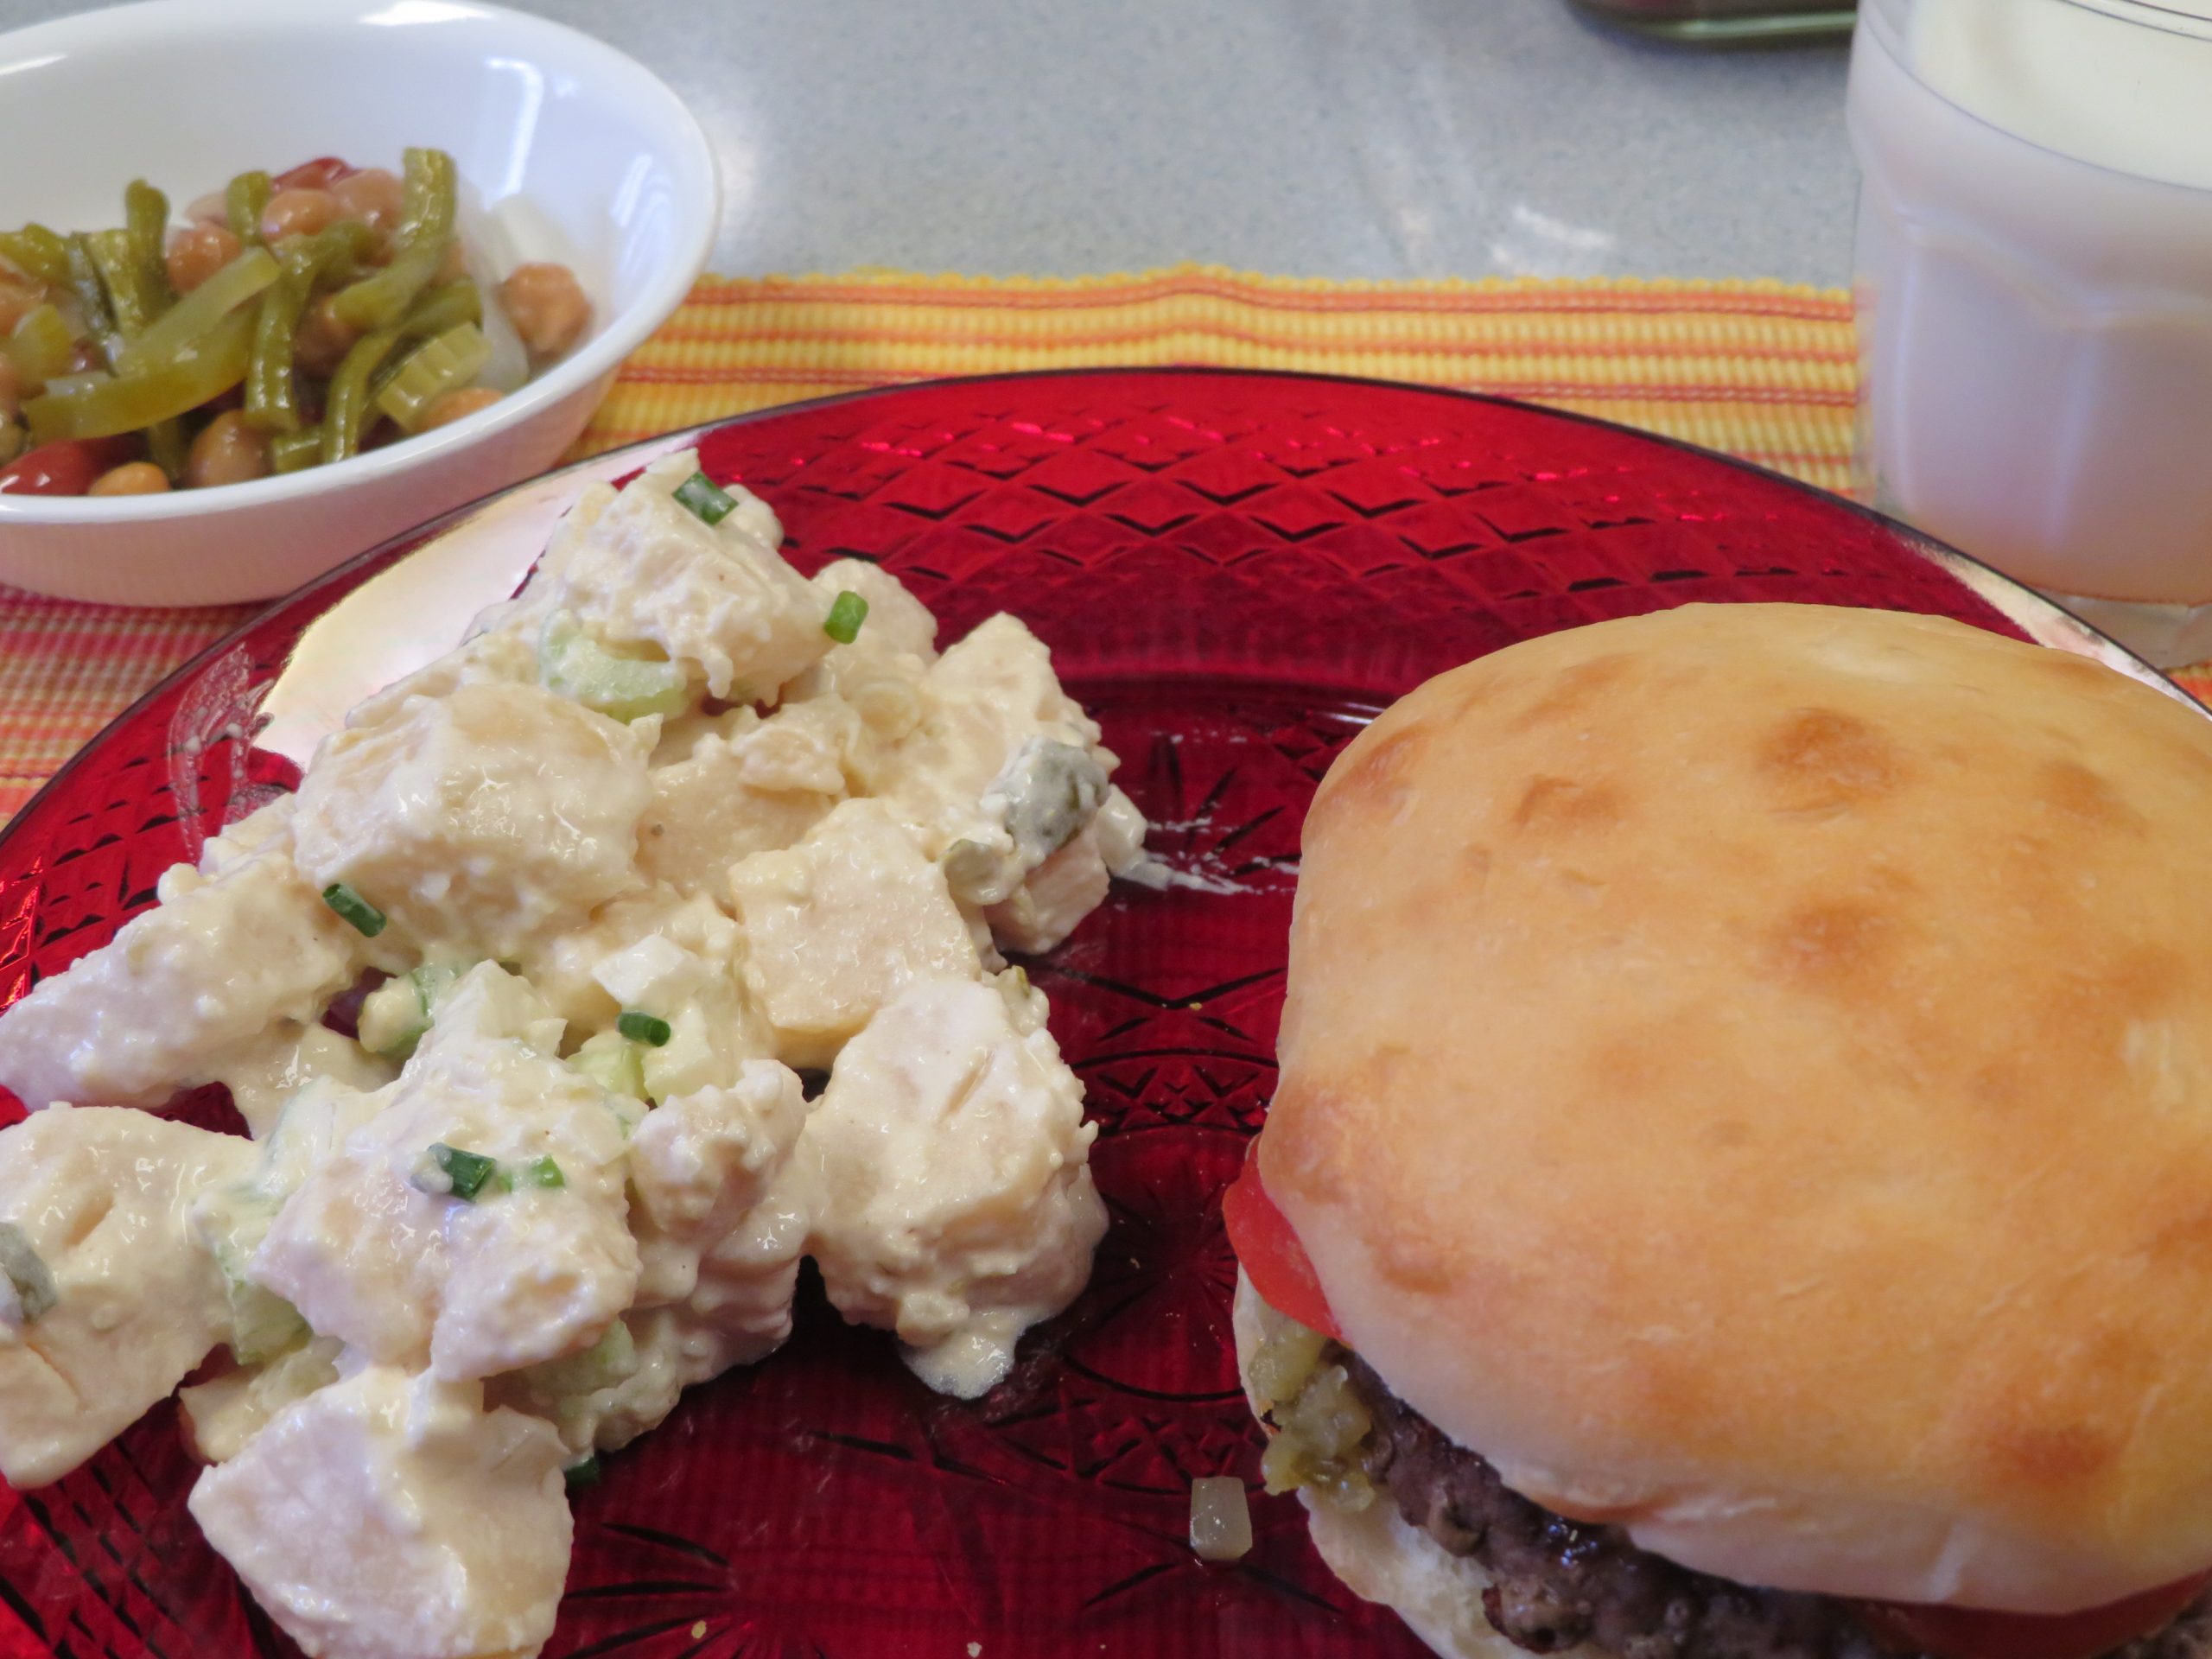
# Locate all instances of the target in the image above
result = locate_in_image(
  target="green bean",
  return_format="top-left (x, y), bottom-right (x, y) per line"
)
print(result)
top-left (226, 170), bottom-right (271, 245)
top-left (0, 226), bottom-right (71, 289)
top-left (146, 417), bottom-right (188, 480)
top-left (23, 309), bottom-right (253, 443)
top-left (397, 278), bottom-right (481, 343)
top-left (270, 427), bottom-right (323, 474)
top-left (64, 235), bottom-right (114, 343)
top-left (394, 149), bottom-right (457, 246)
top-left (124, 180), bottom-right (174, 319)
top-left (245, 288), bottom-right (302, 433)
top-left (84, 231), bottom-right (156, 339)
top-left (321, 327), bottom-right (400, 464)
top-left (328, 149), bottom-right (455, 334)
top-left (245, 226), bottom-right (379, 433)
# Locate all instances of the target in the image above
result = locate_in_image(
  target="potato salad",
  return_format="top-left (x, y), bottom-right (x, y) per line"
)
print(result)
top-left (0, 451), bottom-right (1146, 1659)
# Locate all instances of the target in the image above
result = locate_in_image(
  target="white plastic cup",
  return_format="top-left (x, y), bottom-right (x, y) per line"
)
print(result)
top-left (1848, 0), bottom-right (2212, 666)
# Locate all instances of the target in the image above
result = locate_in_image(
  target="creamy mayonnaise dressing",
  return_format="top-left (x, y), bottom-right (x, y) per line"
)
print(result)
top-left (0, 451), bottom-right (1142, 1659)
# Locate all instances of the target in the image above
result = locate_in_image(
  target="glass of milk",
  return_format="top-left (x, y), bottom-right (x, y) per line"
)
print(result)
top-left (1848, 0), bottom-right (2212, 667)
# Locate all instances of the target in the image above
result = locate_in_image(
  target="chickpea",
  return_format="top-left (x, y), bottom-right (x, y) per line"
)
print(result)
top-left (0, 356), bottom-right (18, 422)
top-left (294, 294), bottom-right (359, 378)
top-left (329, 168), bottom-right (404, 234)
top-left (165, 223), bottom-right (244, 295)
top-left (417, 386), bottom-right (504, 431)
top-left (89, 461), bottom-right (172, 497)
top-left (261, 188), bottom-right (342, 242)
top-left (497, 263), bottom-right (591, 359)
top-left (184, 410), bottom-right (271, 490)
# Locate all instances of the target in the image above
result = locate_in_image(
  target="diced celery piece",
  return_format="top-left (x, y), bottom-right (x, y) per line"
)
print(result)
top-left (23, 310), bottom-right (253, 443)
top-left (569, 1028), bottom-right (645, 1102)
top-left (201, 1198), bottom-right (310, 1364)
top-left (373, 322), bottom-right (491, 433)
top-left (520, 1319), bottom-right (639, 1400)
top-left (537, 610), bottom-right (688, 723)
top-left (357, 975), bottom-right (426, 1058)
top-left (115, 245), bottom-right (278, 378)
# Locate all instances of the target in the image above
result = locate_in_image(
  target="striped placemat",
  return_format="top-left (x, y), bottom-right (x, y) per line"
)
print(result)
top-left (0, 264), bottom-right (2189, 821)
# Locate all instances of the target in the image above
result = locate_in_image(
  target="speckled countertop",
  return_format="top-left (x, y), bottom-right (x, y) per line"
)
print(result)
top-left (0, 0), bottom-right (1857, 285)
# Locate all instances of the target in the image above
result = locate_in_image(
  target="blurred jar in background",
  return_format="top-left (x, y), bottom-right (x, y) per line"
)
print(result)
top-left (1568, 0), bottom-right (1855, 41)
top-left (1850, 0), bottom-right (2212, 666)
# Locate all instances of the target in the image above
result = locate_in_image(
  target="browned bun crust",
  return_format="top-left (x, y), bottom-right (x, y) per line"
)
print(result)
top-left (1262, 603), bottom-right (2212, 1612)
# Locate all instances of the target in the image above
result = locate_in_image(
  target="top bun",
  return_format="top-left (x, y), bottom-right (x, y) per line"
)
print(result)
top-left (1262, 602), bottom-right (2212, 1614)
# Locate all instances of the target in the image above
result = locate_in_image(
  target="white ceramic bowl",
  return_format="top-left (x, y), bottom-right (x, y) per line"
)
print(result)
top-left (0, 0), bottom-right (715, 607)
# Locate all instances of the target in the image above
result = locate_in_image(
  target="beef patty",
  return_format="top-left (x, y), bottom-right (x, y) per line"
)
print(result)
top-left (1337, 1351), bottom-right (2212, 1659)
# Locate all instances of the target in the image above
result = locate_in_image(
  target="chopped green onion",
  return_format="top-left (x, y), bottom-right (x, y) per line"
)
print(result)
top-left (521, 1155), bottom-right (565, 1190)
top-left (428, 1143), bottom-right (498, 1202)
top-left (0, 1223), bottom-right (56, 1325)
top-left (673, 470), bottom-right (736, 525)
top-left (823, 591), bottom-right (869, 645)
top-left (616, 1011), bottom-right (671, 1047)
top-left (564, 1454), bottom-right (601, 1491)
top-left (320, 881), bottom-right (387, 938)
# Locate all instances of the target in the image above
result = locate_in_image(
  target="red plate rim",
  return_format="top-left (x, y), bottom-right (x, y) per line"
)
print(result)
top-left (0, 365), bottom-right (2193, 856)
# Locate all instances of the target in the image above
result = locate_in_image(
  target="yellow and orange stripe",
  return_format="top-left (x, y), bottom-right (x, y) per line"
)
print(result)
top-left (0, 265), bottom-right (2197, 823)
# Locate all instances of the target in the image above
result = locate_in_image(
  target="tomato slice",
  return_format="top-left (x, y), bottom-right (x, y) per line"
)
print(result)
top-left (1858, 1569), bottom-right (2212, 1659)
top-left (1222, 1139), bottom-right (1343, 1341)
top-left (0, 437), bottom-right (140, 497)
top-left (273, 156), bottom-right (356, 191)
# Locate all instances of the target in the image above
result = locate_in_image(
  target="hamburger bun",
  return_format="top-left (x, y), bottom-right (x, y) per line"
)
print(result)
top-left (1258, 602), bottom-right (2212, 1614)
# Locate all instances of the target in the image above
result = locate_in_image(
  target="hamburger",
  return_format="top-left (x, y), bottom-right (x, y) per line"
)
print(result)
top-left (1225, 602), bottom-right (2212, 1659)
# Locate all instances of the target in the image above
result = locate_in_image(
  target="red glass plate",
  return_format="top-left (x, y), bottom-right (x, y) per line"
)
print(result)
top-left (0, 370), bottom-right (2190, 1659)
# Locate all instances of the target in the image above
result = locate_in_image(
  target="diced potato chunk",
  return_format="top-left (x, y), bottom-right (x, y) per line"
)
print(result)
top-left (636, 702), bottom-right (855, 898)
top-left (809, 559), bottom-right (938, 663)
top-left (250, 967), bottom-right (639, 1380)
top-left (188, 1367), bottom-right (570, 1659)
top-left (0, 1107), bottom-right (255, 1487)
top-left (291, 681), bottom-right (651, 962)
top-left (799, 978), bottom-right (1106, 1398)
top-left (517, 452), bottom-right (829, 702)
top-left (874, 613), bottom-right (1104, 865)
top-left (728, 800), bottom-right (981, 1067)
top-left (0, 836), bottom-right (362, 1110)
top-left (627, 1059), bottom-right (806, 1239)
